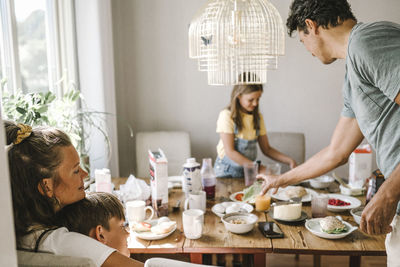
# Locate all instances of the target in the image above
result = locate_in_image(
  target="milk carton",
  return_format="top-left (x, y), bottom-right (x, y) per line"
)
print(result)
top-left (182, 158), bottom-right (202, 197)
top-left (95, 168), bottom-right (112, 193)
top-left (349, 144), bottom-right (372, 188)
top-left (148, 149), bottom-right (169, 216)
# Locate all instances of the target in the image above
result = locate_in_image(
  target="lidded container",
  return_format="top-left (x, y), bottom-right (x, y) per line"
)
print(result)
top-left (183, 158), bottom-right (202, 197)
top-left (201, 158), bottom-right (216, 199)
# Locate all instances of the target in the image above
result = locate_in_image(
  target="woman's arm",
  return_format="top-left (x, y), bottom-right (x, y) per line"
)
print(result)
top-left (220, 133), bottom-right (254, 166)
top-left (258, 135), bottom-right (297, 168)
top-left (102, 251), bottom-right (144, 267)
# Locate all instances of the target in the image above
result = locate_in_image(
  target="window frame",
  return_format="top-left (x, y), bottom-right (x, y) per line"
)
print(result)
top-left (0, 0), bottom-right (79, 96)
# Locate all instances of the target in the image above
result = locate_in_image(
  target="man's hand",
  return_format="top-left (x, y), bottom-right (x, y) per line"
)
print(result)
top-left (257, 173), bottom-right (282, 195)
top-left (360, 190), bottom-right (396, 235)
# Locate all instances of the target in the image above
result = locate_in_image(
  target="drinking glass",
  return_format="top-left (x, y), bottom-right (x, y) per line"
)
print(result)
top-left (266, 163), bottom-right (281, 175)
top-left (311, 194), bottom-right (329, 218)
top-left (244, 162), bottom-right (258, 186)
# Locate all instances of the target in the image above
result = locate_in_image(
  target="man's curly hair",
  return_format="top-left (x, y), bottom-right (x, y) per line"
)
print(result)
top-left (286, 0), bottom-right (357, 37)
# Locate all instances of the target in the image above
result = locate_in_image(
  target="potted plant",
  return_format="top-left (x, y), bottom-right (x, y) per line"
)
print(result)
top-left (1, 83), bottom-right (111, 173)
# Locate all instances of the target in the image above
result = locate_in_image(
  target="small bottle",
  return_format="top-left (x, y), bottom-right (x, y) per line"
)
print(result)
top-left (201, 158), bottom-right (216, 199)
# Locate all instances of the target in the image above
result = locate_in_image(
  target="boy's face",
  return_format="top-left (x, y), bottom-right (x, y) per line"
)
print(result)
top-left (102, 217), bottom-right (130, 257)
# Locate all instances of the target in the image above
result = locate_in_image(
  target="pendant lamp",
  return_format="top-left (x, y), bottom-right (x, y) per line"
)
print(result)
top-left (189, 0), bottom-right (285, 85)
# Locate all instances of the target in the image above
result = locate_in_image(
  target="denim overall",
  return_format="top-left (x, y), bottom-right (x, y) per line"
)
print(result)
top-left (214, 125), bottom-right (259, 178)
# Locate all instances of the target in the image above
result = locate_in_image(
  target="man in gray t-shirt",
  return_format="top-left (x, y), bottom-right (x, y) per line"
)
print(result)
top-left (257, 0), bottom-right (400, 265)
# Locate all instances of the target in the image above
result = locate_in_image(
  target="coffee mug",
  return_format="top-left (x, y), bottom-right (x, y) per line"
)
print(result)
top-left (184, 190), bottom-right (206, 212)
top-left (182, 209), bottom-right (204, 239)
top-left (126, 200), bottom-right (155, 223)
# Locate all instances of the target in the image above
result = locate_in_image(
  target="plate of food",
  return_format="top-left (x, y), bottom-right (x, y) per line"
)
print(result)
top-left (270, 186), bottom-right (316, 202)
top-left (327, 194), bottom-right (361, 212)
top-left (130, 217), bottom-right (177, 240)
top-left (230, 181), bottom-right (263, 204)
top-left (212, 201), bottom-right (254, 217)
top-left (305, 216), bottom-right (357, 239)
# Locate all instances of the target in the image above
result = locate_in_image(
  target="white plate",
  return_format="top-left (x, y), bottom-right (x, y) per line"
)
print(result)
top-left (305, 217), bottom-right (357, 239)
top-left (270, 186), bottom-right (317, 202)
top-left (132, 219), bottom-right (177, 240)
top-left (327, 194), bottom-right (361, 212)
top-left (212, 201), bottom-right (254, 217)
top-left (230, 191), bottom-right (256, 204)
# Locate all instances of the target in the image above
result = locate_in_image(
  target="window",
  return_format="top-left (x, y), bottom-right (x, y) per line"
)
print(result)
top-left (0, 0), bottom-right (78, 95)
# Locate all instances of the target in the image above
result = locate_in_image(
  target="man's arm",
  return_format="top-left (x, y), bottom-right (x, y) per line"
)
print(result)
top-left (394, 91), bottom-right (400, 105)
top-left (259, 116), bottom-right (364, 195)
top-left (102, 251), bottom-right (144, 267)
top-left (361, 162), bottom-right (400, 235)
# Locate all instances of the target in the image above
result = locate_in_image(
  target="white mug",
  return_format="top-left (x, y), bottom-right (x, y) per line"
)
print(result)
top-left (126, 200), bottom-right (154, 223)
top-left (182, 209), bottom-right (204, 239)
top-left (184, 190), bottom-right (206, 212)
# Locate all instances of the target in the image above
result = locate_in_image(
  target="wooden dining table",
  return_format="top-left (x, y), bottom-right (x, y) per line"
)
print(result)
top-left (113, 177), bottom-right (386, 267)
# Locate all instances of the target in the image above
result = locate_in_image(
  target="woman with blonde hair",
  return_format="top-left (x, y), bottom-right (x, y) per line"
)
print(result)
top-left (214, 76), bottom-right (296, 178)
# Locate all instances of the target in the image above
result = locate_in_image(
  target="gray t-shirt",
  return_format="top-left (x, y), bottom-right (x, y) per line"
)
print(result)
top-left (341, 21), bottom-right (400, 213)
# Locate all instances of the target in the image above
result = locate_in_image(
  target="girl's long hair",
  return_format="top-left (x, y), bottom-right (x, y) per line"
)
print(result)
top-left (5, 121), bottom-right (72, 246)
top-left (227, 83), bottom-right (263, 132)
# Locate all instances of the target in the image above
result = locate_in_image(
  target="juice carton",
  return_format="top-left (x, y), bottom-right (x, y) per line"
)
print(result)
top-left (148, 149), bottom-right (169, 216)
top-left (349, 144), bottom-right (372, 188)
top-left (95, 168), bottom-right (112, 193)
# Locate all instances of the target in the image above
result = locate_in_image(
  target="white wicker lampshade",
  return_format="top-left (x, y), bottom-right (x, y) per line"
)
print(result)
top-left (189, 0), bottom-right (285, 85)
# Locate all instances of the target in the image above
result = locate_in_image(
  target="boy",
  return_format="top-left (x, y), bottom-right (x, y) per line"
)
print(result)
top-left (55, 192), bottom-right (130, 257)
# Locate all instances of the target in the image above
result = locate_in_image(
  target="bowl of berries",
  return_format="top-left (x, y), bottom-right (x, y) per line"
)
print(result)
top-left (327, 194), bottom-right (361, 212)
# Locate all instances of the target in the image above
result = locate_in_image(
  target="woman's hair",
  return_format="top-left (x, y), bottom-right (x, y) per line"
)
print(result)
top-left (228, 83), bottom-right (263, 132)
top-left (4, 121), bottom-right (72, 244)
top-left (55, 192), bottom-right (125, 236)
top-left (286, 0), bottom-right (357, 37)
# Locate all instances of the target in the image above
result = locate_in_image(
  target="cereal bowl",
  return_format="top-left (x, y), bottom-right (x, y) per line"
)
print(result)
top-left (221, 212), bottom-right (258, 234)
top-left (350, 206), bottom-right (364, 225)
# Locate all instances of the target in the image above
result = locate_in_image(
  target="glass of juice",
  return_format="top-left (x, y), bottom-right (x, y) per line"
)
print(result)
top-left (255, 194), bottom-right (271, 212)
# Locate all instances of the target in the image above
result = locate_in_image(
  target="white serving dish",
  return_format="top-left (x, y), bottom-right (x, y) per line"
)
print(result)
top-left (309, 175), bottom-right (334, 189)
top-left (132, 218), bottom-right (176, 240)
top-left (211, 202), bottom-right (254, 217)
top-left (350, 206), bottom-right (364, 225)
top-left (305, 217), bottom-right (358, 239)
top-left (270, 186), bottom-right (317, 203)
top-left (221, 212), bottom-right (258, 234)
top-left (339, 184), bottom-right (365, 196)
top-left (327, 194), bottom-right (361, 212)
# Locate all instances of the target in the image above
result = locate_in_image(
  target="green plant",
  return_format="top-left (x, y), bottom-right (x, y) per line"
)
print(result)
top-left (1, 83), bottom-right (111, 173)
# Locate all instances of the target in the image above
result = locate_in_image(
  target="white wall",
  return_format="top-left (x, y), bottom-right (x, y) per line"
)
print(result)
top-left (75, 0), bottom-right (120, 176)
top-left (112, 0), bottom-right (400, 178)
top-left (0, 111), bottom-right (18, 266)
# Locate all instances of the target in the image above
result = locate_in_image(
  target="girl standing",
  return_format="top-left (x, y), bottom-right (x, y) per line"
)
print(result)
top-left (214, 83), bottom-right (297, 178)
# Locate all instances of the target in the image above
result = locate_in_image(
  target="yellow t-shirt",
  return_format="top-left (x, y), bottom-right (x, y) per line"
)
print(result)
top-left (216, 109), bottom-right (267, 159)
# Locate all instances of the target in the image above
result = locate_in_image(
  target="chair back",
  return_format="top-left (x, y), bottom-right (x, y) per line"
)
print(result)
top-left (257, 132), bottom-right (305, 173)
top-left (136, 131), bottom-right (191, 177)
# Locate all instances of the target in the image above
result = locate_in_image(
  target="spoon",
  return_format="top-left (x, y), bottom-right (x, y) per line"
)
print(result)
top-left (332, 172), bottom-right (351, 189)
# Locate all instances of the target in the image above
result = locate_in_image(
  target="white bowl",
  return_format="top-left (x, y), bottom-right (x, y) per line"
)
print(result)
top-left (221, 212), bottom-right (258, 234)
top-left (309, 175), bottom-right (334, 189)
top-left (350, 206), bottom-right (364, 225)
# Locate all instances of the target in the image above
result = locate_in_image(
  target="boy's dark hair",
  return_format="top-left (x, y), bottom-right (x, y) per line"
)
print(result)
top-left (55, 192), bottom-right (125, 235)
top-left (286, 0), bottom-right (357, 37)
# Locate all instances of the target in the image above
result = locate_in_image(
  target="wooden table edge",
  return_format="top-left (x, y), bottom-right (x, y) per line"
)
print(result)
top-left (129, 248), bottom-right (183, 254)
top-left (271, 248), bottom-right (386, 256)
top-left (183, 247), bottom-right (271, 253)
